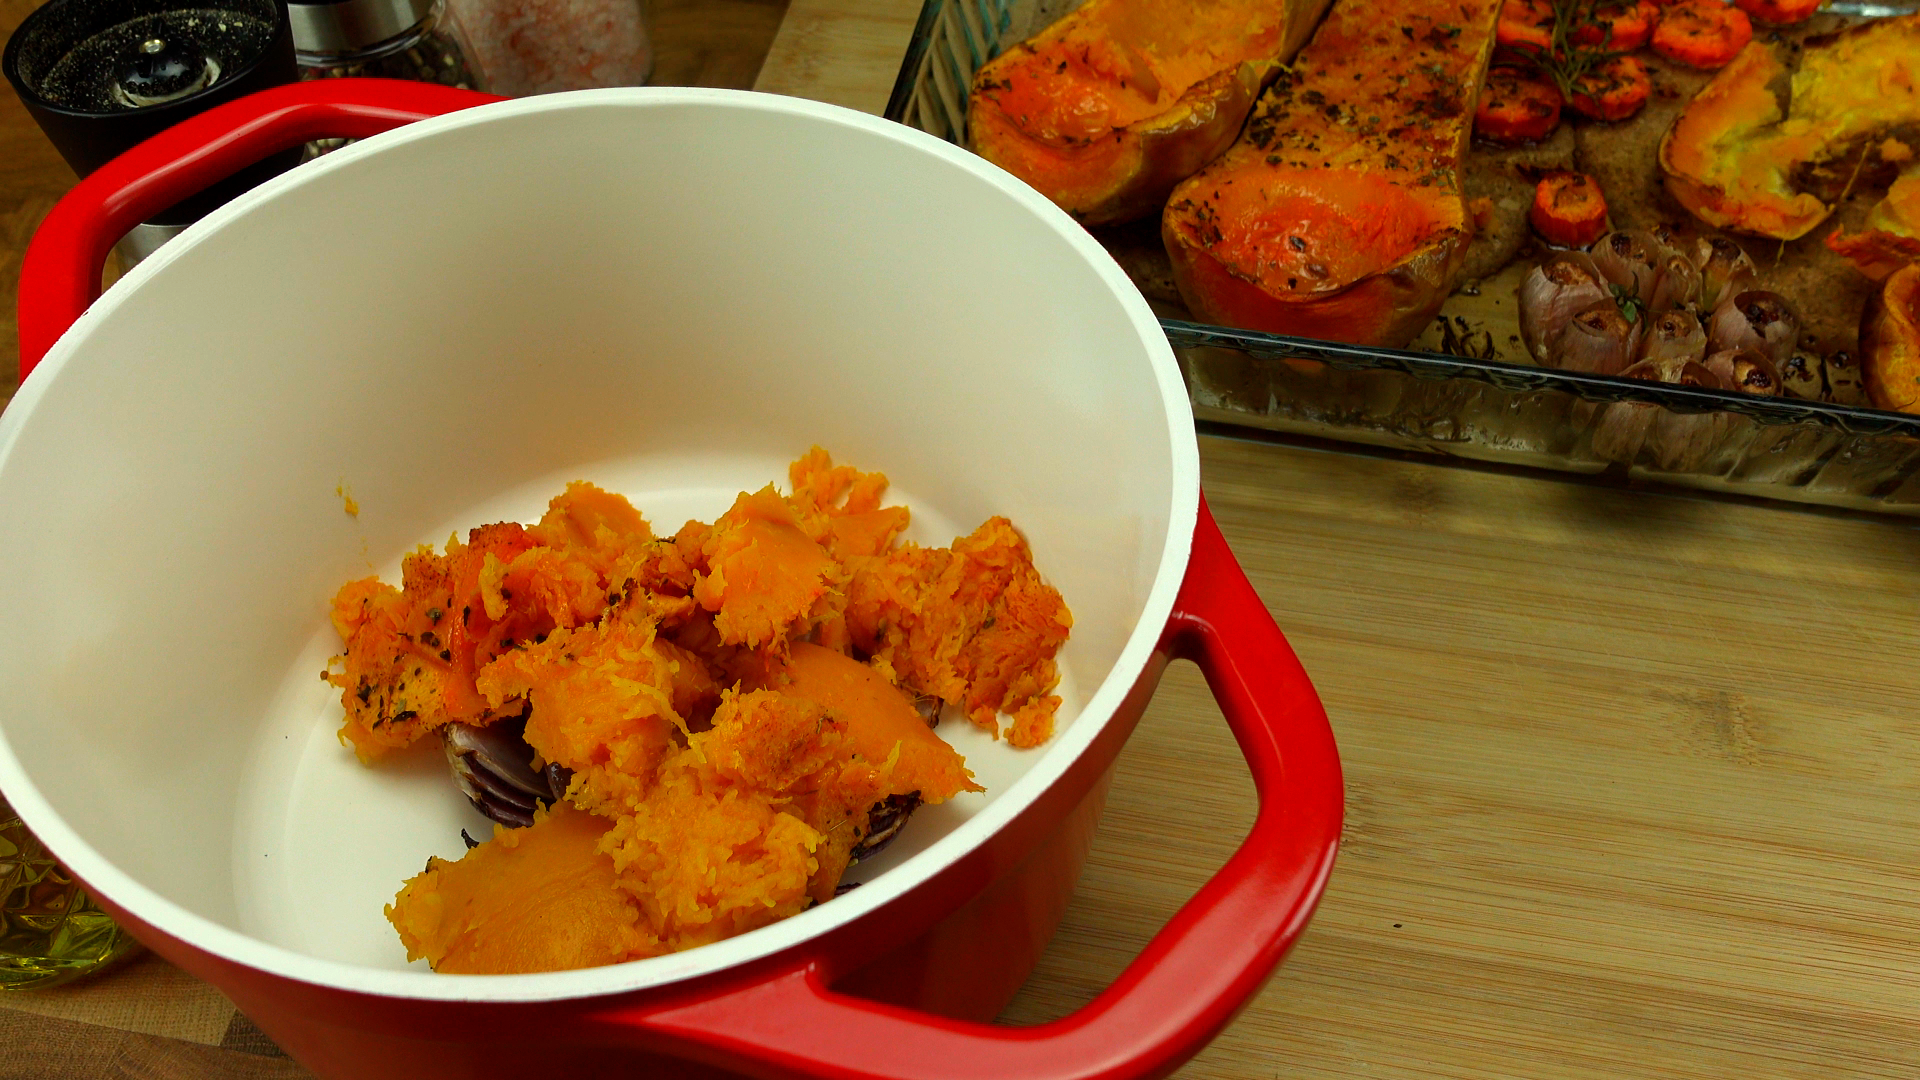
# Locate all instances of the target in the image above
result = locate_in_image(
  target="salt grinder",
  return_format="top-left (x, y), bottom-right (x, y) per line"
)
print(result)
top-left (287, 0), bottom-right (484, 89)
top-left (3, 0), bottom-right (302, 266)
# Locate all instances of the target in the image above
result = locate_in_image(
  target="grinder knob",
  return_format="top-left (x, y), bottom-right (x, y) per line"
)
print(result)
top-left (112, 34), bottom-right (218, 107)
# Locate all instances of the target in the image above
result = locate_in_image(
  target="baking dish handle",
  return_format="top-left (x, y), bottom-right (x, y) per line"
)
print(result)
top-left (17, 78), bottom-right (502, 383)
top-left (597, 496), bottom-right (1344, 1080)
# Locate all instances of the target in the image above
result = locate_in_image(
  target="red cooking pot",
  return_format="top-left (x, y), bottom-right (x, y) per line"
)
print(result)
top-left (3, 79), bottom-right (1342, 1080)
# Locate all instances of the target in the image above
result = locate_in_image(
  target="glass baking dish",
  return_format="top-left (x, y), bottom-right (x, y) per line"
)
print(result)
top-left (883, 0), bottom-right (1920, 515)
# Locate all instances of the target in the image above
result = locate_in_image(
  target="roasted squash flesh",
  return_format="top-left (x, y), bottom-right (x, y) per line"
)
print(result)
top-left (767, 643), bottom-right (982, 804)
top-left (1827, 170), bottom-right (1920, 282)
top-left (1161, 0), bottom-right (1503, 347)
top-left (389, 801), bottom-right (652, 975)
top-left (1659, 17), bottom-right (1920, 242)
top-left (331, 450), bottom-right (1070, 974)
top-left (1863, 264), bottom-right (1920, 413)
top-left (969, 0), bottom-right (1333, 225)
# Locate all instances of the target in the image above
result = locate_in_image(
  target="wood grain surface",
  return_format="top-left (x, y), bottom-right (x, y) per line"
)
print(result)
top-left (1004, 434), bottom-right (1920, 1078)
top-left (4, 0), bottom-right (1920, 1076)
top-left (751, 4), bottom-right (1920, 1075)
top-left (752, 0), bottom-right (917, 113)
top-left (0, 0), bottom-right (77, 396)
top-left (649, 0), bottom-right (791, 91)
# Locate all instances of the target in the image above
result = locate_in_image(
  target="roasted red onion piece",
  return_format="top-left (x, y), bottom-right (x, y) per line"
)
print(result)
top-left (1690, 235), bottom-right (1758, 311)
top-left (1553, 301), bottom-right (1643, 375)
top-left (1590, 230), bottom-right (1661, 303)
top-left (1824, 350), bottom-right (1869, 406)
top-left (1709, 290), bottom-right (1799, 369)
top-left (1519, 254), bottom-right (1613, 362)
top-left (1637, 309), bottom-right (1707, 366)
top-left (1779, 352), bottom-right (1825, 400)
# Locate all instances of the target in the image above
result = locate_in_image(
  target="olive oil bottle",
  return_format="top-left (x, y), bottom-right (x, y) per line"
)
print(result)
top-left (0, 793), bottom-right (137, 989)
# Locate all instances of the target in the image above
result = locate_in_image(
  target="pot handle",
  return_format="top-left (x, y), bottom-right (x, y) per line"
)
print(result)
top-left (595, 496), bottom-right (1344, 1080)
top-left (17, 78), bottom-right (502, 383)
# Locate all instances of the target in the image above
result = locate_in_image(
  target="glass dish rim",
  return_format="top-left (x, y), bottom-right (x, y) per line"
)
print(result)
top-left (884, 0), bottom-right (1920, 442)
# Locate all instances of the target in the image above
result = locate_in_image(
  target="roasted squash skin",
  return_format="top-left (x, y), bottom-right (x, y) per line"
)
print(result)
top-left (1160, 0), bottom-right (1503, 347)
top-left (1659, 17), bottom-right (1920, 242)
top-left (1827, 170), bottom-right (1920, 282)
top-left (968, 0), bottom-right (1333, 226)
top-left (1863, 264), bottom-right (1920, 414)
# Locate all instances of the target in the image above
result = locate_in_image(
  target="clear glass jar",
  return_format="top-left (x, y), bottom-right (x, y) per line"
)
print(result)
top-left (1, 793), bottom-right (139, 990)
top-left (445, 0), bottom-right (649, 97)
top-left (289, 0), bottom-right (486, 89)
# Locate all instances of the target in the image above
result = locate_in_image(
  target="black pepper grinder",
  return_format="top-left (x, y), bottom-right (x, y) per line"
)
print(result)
top-left (3, 0), bottom-right (301, 266)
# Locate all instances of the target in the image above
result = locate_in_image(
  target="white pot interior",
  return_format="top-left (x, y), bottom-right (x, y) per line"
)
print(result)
top-left (0, 89), bottom-right (1197, 999)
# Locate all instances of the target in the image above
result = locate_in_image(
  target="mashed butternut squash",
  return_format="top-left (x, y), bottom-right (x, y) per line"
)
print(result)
top-left (325, 450), bottom-right (1070, 974)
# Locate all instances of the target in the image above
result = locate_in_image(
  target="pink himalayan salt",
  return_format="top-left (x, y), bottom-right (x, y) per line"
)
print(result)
top-left (447, 0), bottom-right (652, 96)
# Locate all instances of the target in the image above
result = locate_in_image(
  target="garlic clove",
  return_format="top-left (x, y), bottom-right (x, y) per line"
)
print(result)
top-left (1518, 253), bottom-right (1613, 363)
top-left (1590, 400), bottom-right (1657, 464)
top-left (1645, 359), bottom-right (1730, 472)
top-left (1637, 309), bottom-right (1707, 366)
top-left (1691, 235), bottom-right (1758, 311)
top-left (1703, 347), bottom-right (1781, 397)
top-left (1590, 230), bottom-right (1661, 304)
top-left (1553, 300), bottom-right (1643, 375)
top-left (1648, 250), bottom-right (1700, 315)
top-left (1708, 290), bottom-right (1799, 369)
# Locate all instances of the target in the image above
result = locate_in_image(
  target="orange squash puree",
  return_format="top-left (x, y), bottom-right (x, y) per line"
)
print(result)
top-left (389, 801), bottom-right (656, 975)
top-left (326, 449), bottom-right (1069, 973)
top-left (843, 516), bottom-right (1073, 747)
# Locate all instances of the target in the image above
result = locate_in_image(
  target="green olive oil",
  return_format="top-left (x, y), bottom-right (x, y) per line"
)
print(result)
top-left (0, 793), bottom-right (138, 989)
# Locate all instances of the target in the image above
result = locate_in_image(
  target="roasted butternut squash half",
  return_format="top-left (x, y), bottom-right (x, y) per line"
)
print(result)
top-left (1658, 16), bottom-right (1920, 242)
top-left (1160, 0), bottom-right (1503, 347)
top-left (1827, 171), bottom-right (1920, 282)
top-left (968, 0), bottom-right (1333, 226)
top-left (1863, 264), bottom-right (1920, 413)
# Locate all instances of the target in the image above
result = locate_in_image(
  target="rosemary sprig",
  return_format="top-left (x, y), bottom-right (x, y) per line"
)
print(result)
top-left (1499, 0), bottom-right (1633, 101)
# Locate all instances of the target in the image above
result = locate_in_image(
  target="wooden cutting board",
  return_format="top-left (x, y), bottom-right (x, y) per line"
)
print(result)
top-left (754, 7), bottom-right (1920, 1078)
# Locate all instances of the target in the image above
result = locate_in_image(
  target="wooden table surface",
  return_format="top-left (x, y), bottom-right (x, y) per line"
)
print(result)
top-left (8, 0), bottom-right (1920, 1077)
